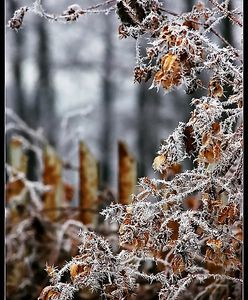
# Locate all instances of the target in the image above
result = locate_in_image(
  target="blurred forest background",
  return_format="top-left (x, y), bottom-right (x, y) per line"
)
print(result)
top-left (6, 0), bottom-right (241, 202)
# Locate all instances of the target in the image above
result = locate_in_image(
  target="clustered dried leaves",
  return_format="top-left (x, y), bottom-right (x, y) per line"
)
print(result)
top-left (7, 0), bottom-right (243, 300)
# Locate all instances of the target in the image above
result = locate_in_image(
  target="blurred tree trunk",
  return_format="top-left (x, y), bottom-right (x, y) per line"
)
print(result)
top-left (220, 0), bottom-right (234, 127)
top-left (221, 1), bottom-right (233, 46)
top-left (137, 84), bottom-right (161, 177)
top-left (136, 41), bottom-right (161, 177)
top-left (28, 18), bottom-right (56, 180)
top-left (8, 0), bottom-right (26, 121)
top-left (7, 0), bottom-right (37, 180)
top-left (181, 0), bottom-right (197, 170)
top-left (33, 18), bottom-right (56, 146)
top-left (100, 15), bottom-right (114, 187)
top-left (221, 1), bottom-right (234, 101)
top-left (185, 0), bottom-right (194, 12)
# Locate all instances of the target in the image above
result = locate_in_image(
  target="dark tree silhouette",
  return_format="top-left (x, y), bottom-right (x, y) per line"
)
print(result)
top-left (100, 14), bottom-right (115, 187)
top-left (32, 18), bottom-right (56, 146)
top-left (8, 0), bottom-right (27, 121)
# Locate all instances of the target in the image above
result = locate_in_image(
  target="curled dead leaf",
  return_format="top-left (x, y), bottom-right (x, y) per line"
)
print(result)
top-left (161, 53), bottom-right (178, 72)
top-left (208, 79), bottom-right (223, 98)
top-left (202, 132), bottom-right (210, 145)
top-left (160, 163), bottom-right (182, 180)
top-left (153, 52), bottom-right (182, 90)
top-left (171, 254), bottom-right (185, 274)
top-left (199, 139), bottom-right (221, 163)
top-left (184, 195), bottom-right (201, 210)
top-left (206, 239), bottom-right (222, 251)
top-left (167, 220), bottom-right (179, 240)
top-left (183, 18), bottom-right (200, 30)
top-left (126, 205), bottom-right (132, 214)
top-left (6, 179), bottom-right (26, 202)
top-left (45, 264), bottom-right (57, 279)
top-left (70, 263), bottom-right (91, 280)
top-left (218, 203), bottom-right (239, 224)
top-left (152, 155), bottom-right (167, 171)
top-left (211, 122), bottom-right (221, 134)
top-left (234, 224), bottom-right (243, 241)
top-left (183, 125), bottom-right (197, 155)
top-left (38, 286), bottom-right (60, 300)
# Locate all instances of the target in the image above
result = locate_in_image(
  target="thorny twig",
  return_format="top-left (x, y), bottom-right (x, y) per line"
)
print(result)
top-left (160, 6), bottom-right (242, 61)
top-left (208, 0), bottom-right (243, 27)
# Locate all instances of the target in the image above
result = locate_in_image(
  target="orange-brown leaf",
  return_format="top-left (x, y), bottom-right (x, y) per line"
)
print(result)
top-left (183, 125), bottom-right (196, 154)
top-left (161, 53), bottom-right (178, 72)
top-left (206, 239), bottom-right (222, 251)
top-left (70, 263), bottom-right (91, 280)
top-left (38, 286), bottom-right (60, 300)
top-left (184, 195), bottom-right (201, 210)
top-left (211, 122), bottom-right (221, 134)
top-left (63, 182), bottom-right (74, 202)
top-left (183, 18), bottom-right (199, 30)
top-left (152, 155), bottom-right (167, 171)
top-left (167, 220), bottom-right (179, 240)
top-left (218, 203), bottom-right (239, 224)
top-left (6, 179), bottom-right (25, 202)
top-left (171, 254), bottom-right (185, 274)
top-left (208, 80), bottom-right (223, 98)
